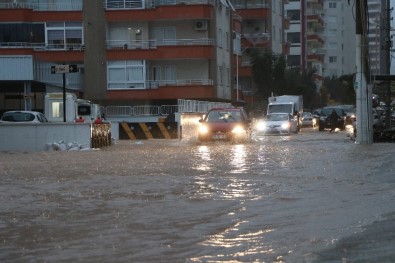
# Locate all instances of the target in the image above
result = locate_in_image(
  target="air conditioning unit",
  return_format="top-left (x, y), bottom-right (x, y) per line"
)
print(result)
top-left (194, 20), bottom-right (208, 31)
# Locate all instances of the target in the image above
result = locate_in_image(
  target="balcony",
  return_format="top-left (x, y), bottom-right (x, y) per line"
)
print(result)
top-left (231, 0), bottom-right (269, 9)
top-left (306, 0), bottom-right (323, 7)
top-left (105, 2), bottom-right (213, 21)
top-left (306, 11), bottom-right (324, 28)
top-left (306, 32), bottom-right (324, 44)
top-left (241, 33), bottom-right (270, 48)
top-left (306, 54), bottom-right (323, 63)
top-left (0, 1), bottom-right (82, 11)
top-left (107, 80), bottom-right (215, 100)
top-left (106, 38), bottom-right (215, 60)
top-left (0, 42), bottom-right (85, 61)
top-left (103, 0), bottom-right (214, 10)
top-left (235, 8), bottom-right (269, 20)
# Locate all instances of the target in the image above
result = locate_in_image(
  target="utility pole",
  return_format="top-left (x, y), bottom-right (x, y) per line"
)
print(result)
top-left (355, 0), bottom-right (373, 144)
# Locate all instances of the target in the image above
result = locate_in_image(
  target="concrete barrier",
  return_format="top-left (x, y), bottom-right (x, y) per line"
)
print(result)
top-left (0, 123), bottom-right (91, 152)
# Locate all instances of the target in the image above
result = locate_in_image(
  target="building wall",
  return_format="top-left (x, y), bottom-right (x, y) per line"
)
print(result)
top-left (323, 0), bottom-right (356, 77)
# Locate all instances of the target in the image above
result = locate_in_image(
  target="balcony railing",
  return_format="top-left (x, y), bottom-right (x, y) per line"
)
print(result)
top-left (106, 38), bottom-right (214, 50)
top-left (108, 79), bottom-right (213, 90)
top-left (106, 40), bottom-right (157, 49)
top-left (0, 2), bottom-right (82, 11)
top-left (231, 0), bottom-right (269, 9)
top-left (103, 0), bottom-right (214, 10)
top-left (0, 42), bottom-right (85, 51)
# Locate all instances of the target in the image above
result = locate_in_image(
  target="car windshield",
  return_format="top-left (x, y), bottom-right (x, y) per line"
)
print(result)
top-left (265, 114), bottom-right (289, 121)
top-left (206, 110), bottom-right (241, 123)
top-left (1, 112), bottom-right (35, 122)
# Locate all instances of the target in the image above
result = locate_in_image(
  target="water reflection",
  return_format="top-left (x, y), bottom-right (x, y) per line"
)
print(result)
top-left (192, 144), bottom-right (262, 200)
top-left (191, 219), bottom-right (276, 262)
top-left (230, 144), bottom-right (247, 174)
top-left (194, 145), bottom-right (212, 171)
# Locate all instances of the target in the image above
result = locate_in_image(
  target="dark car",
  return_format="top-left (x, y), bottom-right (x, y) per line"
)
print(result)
top-left (318, 107), bottom-right (347, 131)
top-left (197, 107), bottom-right (251, 142)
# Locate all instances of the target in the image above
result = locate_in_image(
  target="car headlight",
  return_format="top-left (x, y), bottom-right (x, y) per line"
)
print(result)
top-left (281, 122), bottom-right (290, 129)
top-left (255, 121), bottom-right (266, 131)
top-left (198, 125), bottom-right (208, 134)
top-left (232, 126), bottom-right (244, 134)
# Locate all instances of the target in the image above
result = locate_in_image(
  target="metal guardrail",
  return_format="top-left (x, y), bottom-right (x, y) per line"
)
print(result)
top-left (104, 99), bottom-right (233, 117)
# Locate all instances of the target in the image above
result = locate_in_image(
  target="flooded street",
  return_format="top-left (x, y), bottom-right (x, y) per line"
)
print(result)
top-left (1, 130), bottom-right (395, 262)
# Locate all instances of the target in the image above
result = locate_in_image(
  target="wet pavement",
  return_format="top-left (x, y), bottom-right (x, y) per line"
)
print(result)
top-left (0, 129), bottom-right (395, 262)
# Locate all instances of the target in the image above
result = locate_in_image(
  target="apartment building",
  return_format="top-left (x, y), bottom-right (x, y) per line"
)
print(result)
top-left (229, 0), bottom-right (288, 104)
top-left (285, 0), bottom-right (356, 88)
top-left (0, 0), bottom-right (236, 112)
top-left (367, 0), bottom-right (391, 76)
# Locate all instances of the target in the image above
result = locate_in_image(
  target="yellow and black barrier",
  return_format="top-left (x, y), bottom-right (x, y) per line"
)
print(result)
top-left (119, 122), bottom-right (178, 140)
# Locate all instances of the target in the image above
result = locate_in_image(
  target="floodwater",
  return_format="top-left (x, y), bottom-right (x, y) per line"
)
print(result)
top-left (1, 130), bottom-right (395, 263)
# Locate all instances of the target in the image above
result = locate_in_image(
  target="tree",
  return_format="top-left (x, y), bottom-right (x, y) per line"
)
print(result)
top-left (322, 74), bottom-right (356, 104)
top-left (251, 49), bottom-right (319, 111)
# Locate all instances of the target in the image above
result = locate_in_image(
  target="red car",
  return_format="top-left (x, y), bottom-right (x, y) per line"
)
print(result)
top-left (197, 108), bottom-right (251, 142)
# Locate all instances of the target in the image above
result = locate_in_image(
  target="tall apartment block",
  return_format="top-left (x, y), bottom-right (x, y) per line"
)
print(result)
top-left (367, 0), bottom-right (391, 77)
top-left (229, 0), bottom-right (288, 103)
top-left (285, 0), bottom-right (356, 89)
top-left (0, 0), bottom-right (237, 112)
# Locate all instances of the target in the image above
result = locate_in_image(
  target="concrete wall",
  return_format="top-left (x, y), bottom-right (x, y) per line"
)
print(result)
top-left (0, 123), bottom-right (91, 152)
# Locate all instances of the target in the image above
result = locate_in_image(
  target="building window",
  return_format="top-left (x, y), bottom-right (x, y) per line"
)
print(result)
top-left (287, 32), bottom-right (300, 45)
top-left (287, 55), bottom-right (301, 68)
top-left (107, 60), bottom-right (146, 89)
top-left (46, 22), bottom-right (83, 50)
top-left (329, 56), bottom-right (337, 63)
top-left (287, 10), bottom-right (300, 22)
top-left (164, 65), bottom-right (176, 85)
top-left (151, 27), bottom-right (176, 46)
top-left (329, 2), bottom-right (337, 8)
top-left (105, 0), bottom-right (144, 9)
top-left (0, 23), bottom-right (45, 46)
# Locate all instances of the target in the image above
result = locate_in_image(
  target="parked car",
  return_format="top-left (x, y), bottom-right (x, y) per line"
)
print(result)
top-left (255, 113), bottom-right (298, 135)
top-left (0, 111), bottom-right (49, 123)
top-left (197, 108), bottom-right (251, 142)
top-left (318, 107), bottom-right (347, 131)
top-left (301, 112), bottom-right (316, 127)
top-left (338, 105), bottom-right (356, 125)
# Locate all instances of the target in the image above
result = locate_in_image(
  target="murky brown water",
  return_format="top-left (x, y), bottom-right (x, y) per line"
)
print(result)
top-left (1, 130), bottom-right (395, 262)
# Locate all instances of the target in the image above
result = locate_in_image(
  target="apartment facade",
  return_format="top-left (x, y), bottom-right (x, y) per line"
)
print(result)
top-left (229, 0), bottom-right (288, 104)
top-left (0, 0), bottom-right (236, 112)
top-left (367, 0), bottom-right (391, 77)
top-left (285, 0), bottom-right (356, 89)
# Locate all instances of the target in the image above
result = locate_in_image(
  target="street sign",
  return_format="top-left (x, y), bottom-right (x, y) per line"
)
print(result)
top-left (51, 64), bottom-right (78, 74)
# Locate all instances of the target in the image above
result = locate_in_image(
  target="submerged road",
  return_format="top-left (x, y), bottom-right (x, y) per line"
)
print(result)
top-left (1, 130), bottom-right (395, 262)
